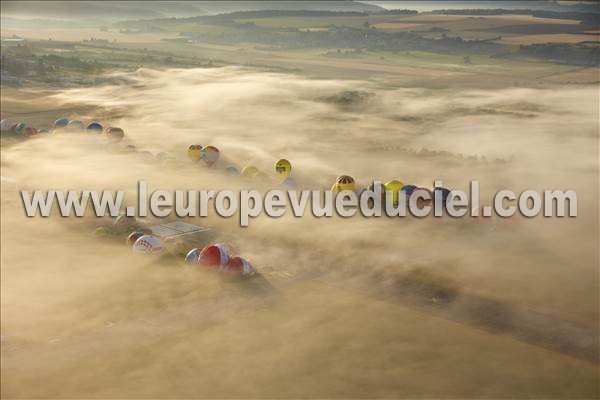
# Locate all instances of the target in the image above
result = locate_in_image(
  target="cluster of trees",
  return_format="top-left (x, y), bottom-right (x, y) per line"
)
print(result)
top-left (517, 43), bottom-right (599, 66)
top-left (368, 144), bottom-right (511, 165)
top-left (184, 25), bottom-right (506, 56)
top-left (383, 9), bottom-right (418, 15)
top-left (1, 49), bottom-right (105, 84)
top-left (210, 9), bottom-right (369, 20)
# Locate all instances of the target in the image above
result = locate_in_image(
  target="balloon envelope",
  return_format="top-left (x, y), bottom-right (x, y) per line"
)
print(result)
top-left (225, 165), bottom-right (240, 176)
top-left (86, 122), bottom-right (103, 133)
top-left (14, 122), bottom-right (27, 136)
top-left (332, 175), bottom-right (355, 193)
top-left (401, 184), bottom-right (417, 196)
top-left (201, 146), bottom-right (220, 165)
top-left (0, 119), bottom-right (14, 132)
top-left (133, 235), bottom-right (163, 254)
top-left (281, 176), bottom-right (297, 189)
top-left (198, 244), bottom-right (230, 268)
top-left (67, 120), bottom-right (85, 132)
top-left (54, 118), bottom-right (69, 128)
top-left (275, 159), bottom-right (292, 179)
top-left (23, 127), bottom-right (38, 137)
top-left (106, 127), bottom-right (125, 141)
top-left (224, 256), bottom-right (254, 276)
top-left (384, 179), bottom-right (404, 205)
top-left (185, 248), bottom-right (200, 264)
top-left (126, 231), bottom-right (145, 246)
top-left (242, 165), bottom-right (259, 178)
top-left (187, 144), bottom-right (202, 161)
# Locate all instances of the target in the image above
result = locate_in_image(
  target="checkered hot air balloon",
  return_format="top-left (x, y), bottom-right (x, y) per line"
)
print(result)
top-left (133, 235), bottom-right (163, 254)
top-left (332, 175), bottom-right (356, 194)
top-left (126, 231), bottom-right (145, 246)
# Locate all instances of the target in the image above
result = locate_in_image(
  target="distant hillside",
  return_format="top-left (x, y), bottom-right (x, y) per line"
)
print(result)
top-left (430, 8), bottom-right (600, 25)
top-left (191, 1), bottom-right (384, 14)
top-left (0, 1), bottom-right (385, 23)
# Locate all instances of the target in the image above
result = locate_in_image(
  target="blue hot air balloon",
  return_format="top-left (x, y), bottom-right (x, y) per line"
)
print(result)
top-left (54, 118), bottom-right (69, 129)
top-left (86, 121), bottom-right (104, 133)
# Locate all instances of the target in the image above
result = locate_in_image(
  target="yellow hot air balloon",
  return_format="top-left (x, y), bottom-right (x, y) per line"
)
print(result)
top-left (384, 179), bottom-right (404, 205)
top-left (242, 165), bottom-right (259, 178)
top-left (274, 159), bottom-right (292, 179)
top-left (188, 144), bottom-right (202, 161)
top-left (332, 175), bottom-right (356, 194)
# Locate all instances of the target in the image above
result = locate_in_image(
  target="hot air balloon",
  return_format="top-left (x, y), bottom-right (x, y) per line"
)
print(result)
top-left (54, 118), bottom-right (69, 129)
top-left (188, 144), bottom-right (202, 161)
top-left (133, 235), bottom-right (163, 254)
top-left (126, 231), bottom-right (145, 246)
top-left (281, 176), bottom-right (297, 189)
top-left (185, 248), bottom-right (200, 264)
top-left (401, 184), bottom-right (417, 197)
top-left (242, 165), bottom-right (259, 179)
top-left (223, 256), bottom-right (254, 277)
top-left (201, 145), bottom-right (220, 166)
top-left (86, 121), bottom-right (103, 133)
top-left (197, 244), bottom-right (230, 269)
top-left (332, 175), bottom-right (356, 194)
top-left (23, 127), bottom-right (38, 137)
top-left (0, 119), bottom-right (14, 133)
top-left (66, 120), bottom-right (85, 132)
top-left (384, 179), bottom-right (404, 205)
top-left (275, 159), bottom-right (292, 179)
top-left (13, 122), bottom-right (27, 136)
top-left (225, 165), bottom-right (240, 176)
top-left (106, 127), bottom-right (125, 141)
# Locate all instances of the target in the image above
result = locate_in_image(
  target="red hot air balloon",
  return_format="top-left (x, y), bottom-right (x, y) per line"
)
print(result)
top-left (224, 256), bottom-right (254, 277)
top-left (198, 244), bottom-right (230, 269)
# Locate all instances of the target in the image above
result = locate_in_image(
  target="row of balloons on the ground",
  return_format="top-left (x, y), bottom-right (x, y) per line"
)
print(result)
top-left (188, 143), bottom-right (453, 204)
top-left (1, 116), bottom-right (448, 203)
top-left (2, 116), bottom-right (465, 210)
top-left (185, 147), bottom-right (506, 226)
top-left (0, 118), bottom-right (125, 140)
top-left (127, 231), bottom-right (254, 277)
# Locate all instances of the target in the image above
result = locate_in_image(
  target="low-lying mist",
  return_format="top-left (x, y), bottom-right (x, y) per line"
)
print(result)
top-left (2, 67), bottom-right (598, 398)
